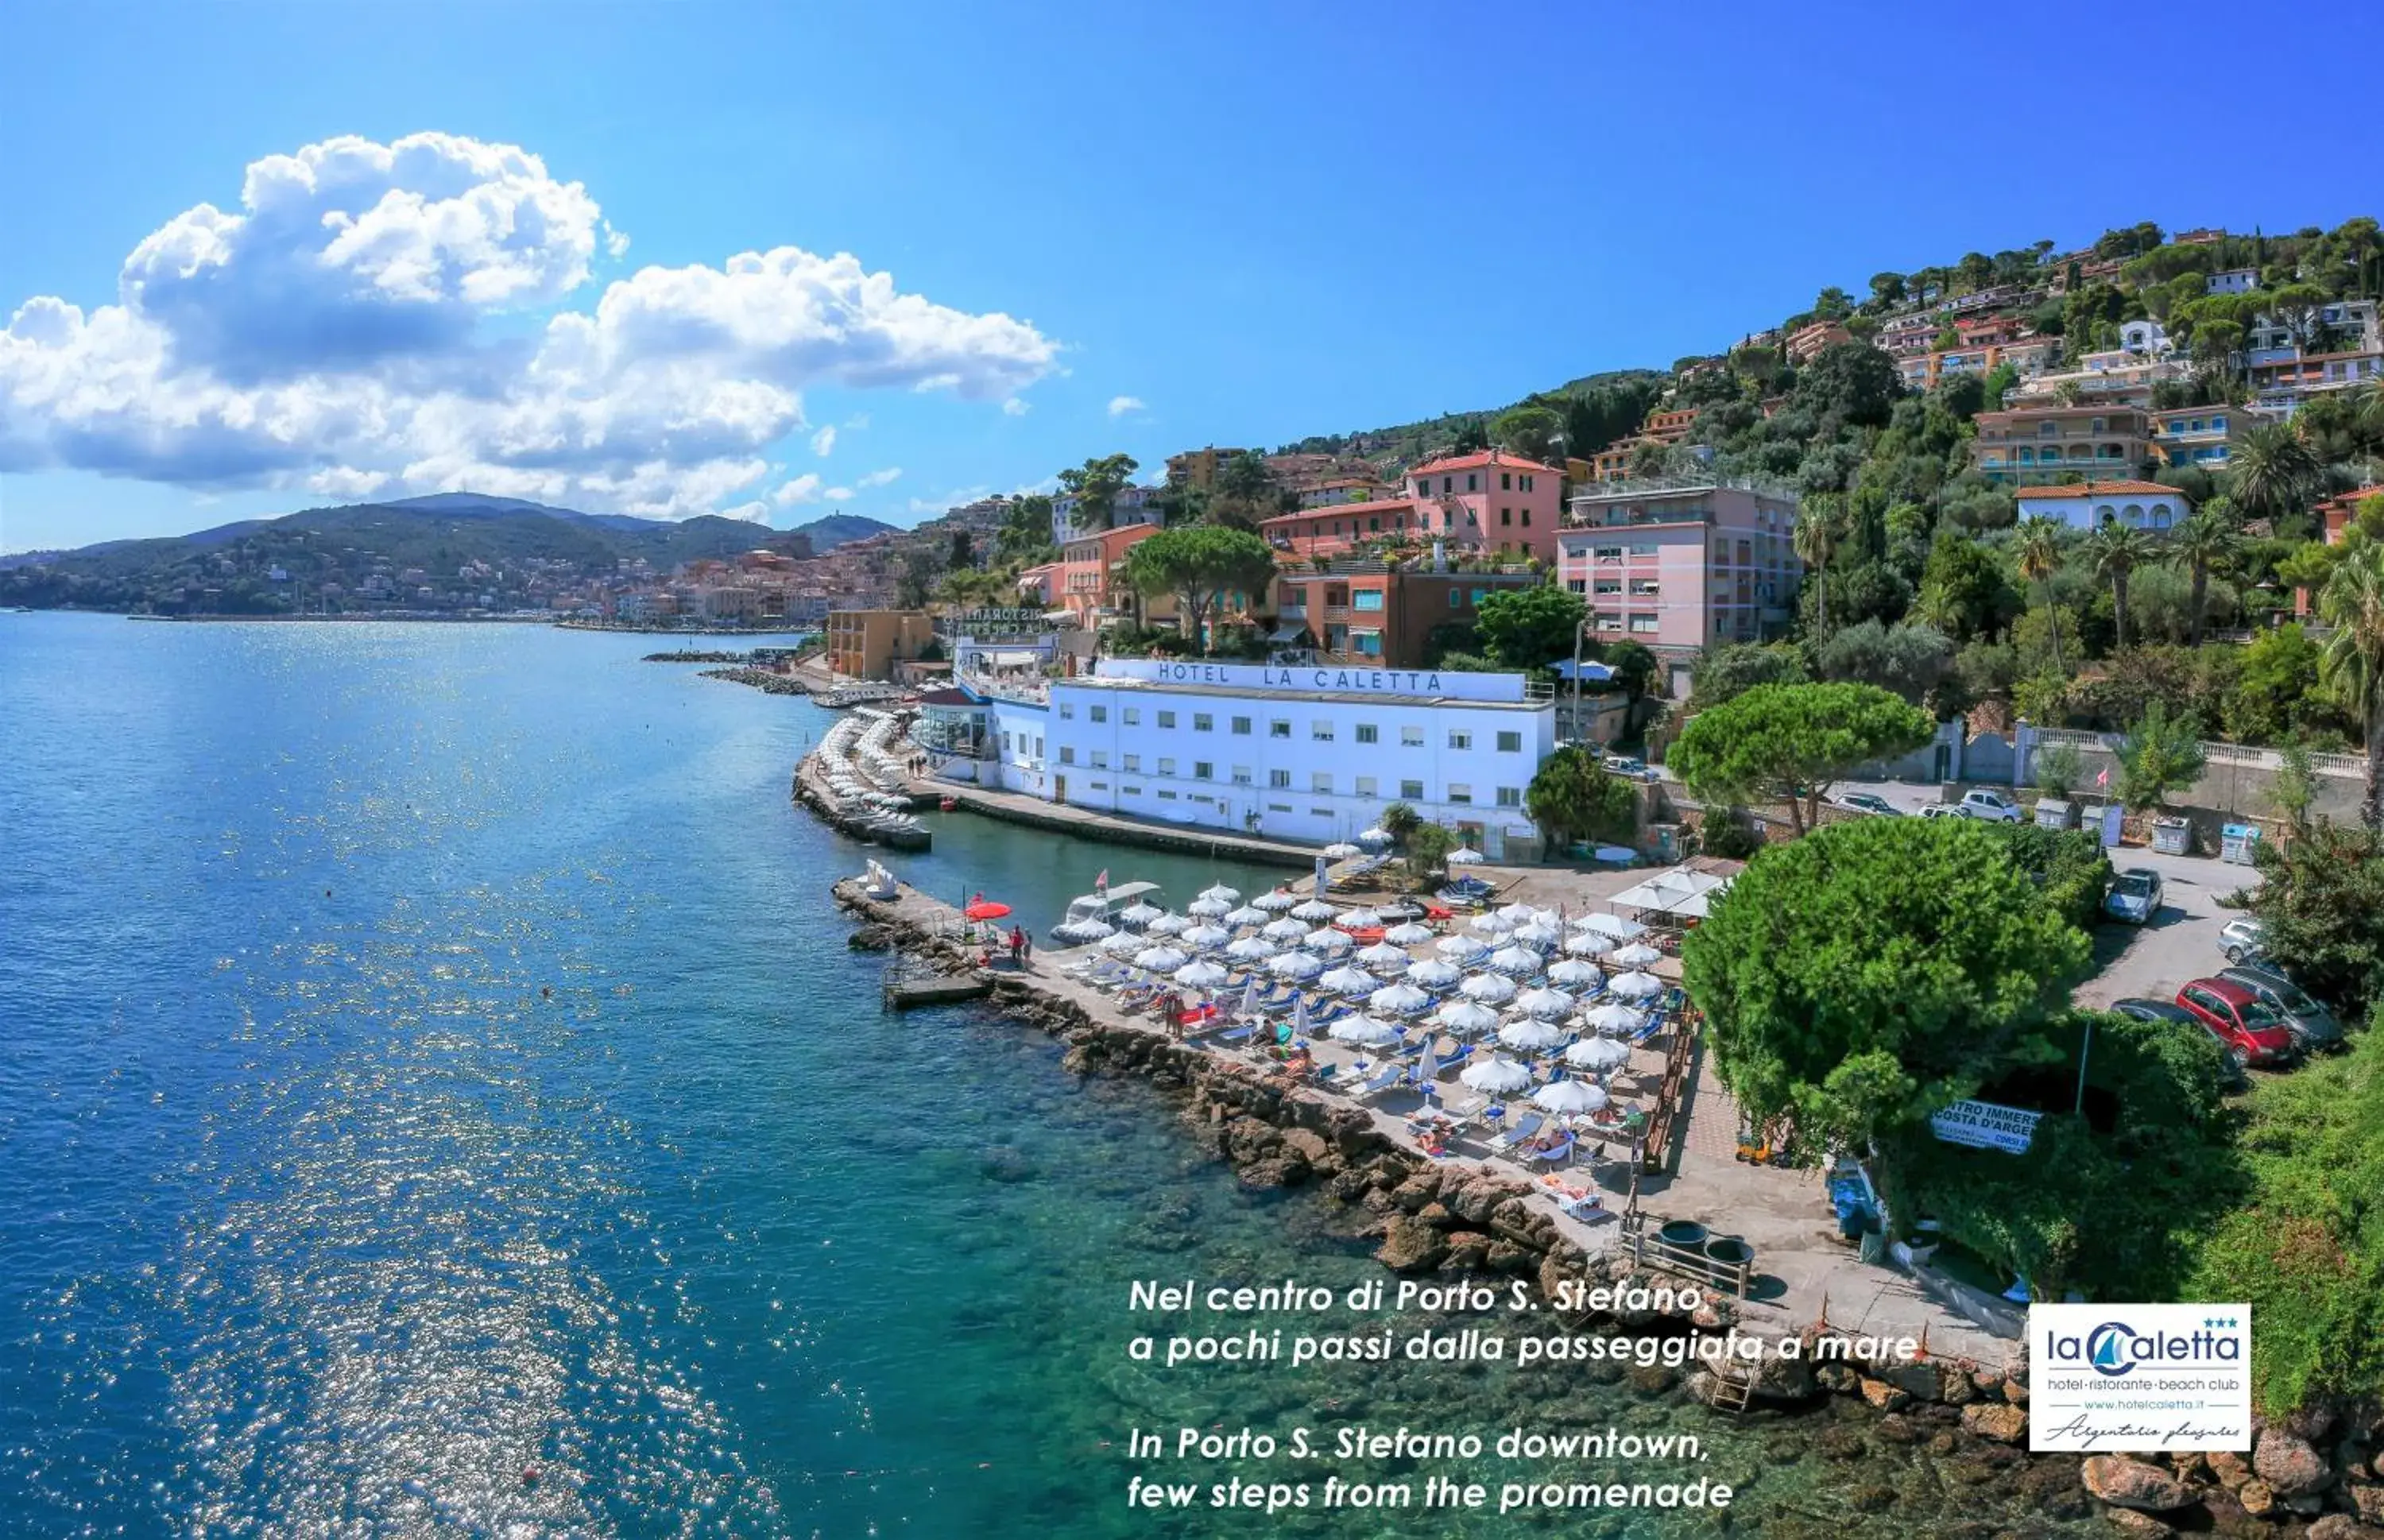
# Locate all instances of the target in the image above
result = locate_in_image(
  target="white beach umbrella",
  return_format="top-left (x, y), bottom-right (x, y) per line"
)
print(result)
top-left (1368, 981), bottom-right (1431, 1016)
top-left (1565, 1037), bottom-right (1631, 1071)
top-left (1434, 998), bottom-right (1501, 1036)
top-left (1253, 889), bottom-right (1300, 912)
top-left (1357, 826), bottom-right (1393, 848)
top-left (1337, 907), bottom-right (1383, 929)
top-left (1447, 845), bottom-right (1485, 865)
top-left (1547, 958), bottom-right (1604, 989)
top-left (1384, 920), bottom-right (1437, 946)
top-left (1290, 898), bottom-right (1338, 922)
top-left (1199, 883), bottom-right (1241, 903)
top-left (1577, 912), bottom-right (1647, 940)
top-left (1302, 927), bottom-right (1354, 955)
top-left (1182, 923), bottom-right (1232, 950)
top-left (1513, 920), bottom-right (1564, 950)
top-left (1175, 959), bottom-right (1230, 989)
top-left (1582, 1001), bottom-right (1647, 1036)
top-left (1147, 912), bottom-right (1192, 936)
top-left (1608, 970), bottom-right (1664, 1000)
top-left (1608, 942), bottom-right (1664, 968)
top-left (1135, 944), bottom-right (1190, 973)
top-left (1497, 902), bottom-right (1542, 922)
top-left (1535, 1080), bottom-right (1608, 1113)
top-left (1517, 986), bottom-right (1576, 1020)
top-left (1321, 842), bottom-right (1361, 858)
top-left (1459, 972), bottom-right (1516, 1004)
top-left (1117, 901), bottom-right (1165, 928)
top-left (1406, 958), bottom-right (1463, 989)
top-left (1223, 904), bottom-right (1269, 927)
top-left (1102, 930), bottom-right (1147, 957)
top-left (1187, 896), bottom-right (1232, 919)
top-left (1500, 1018), bottom-right (1566, 1051)
top-left (1261, 915), bottom-right (1310, 942)
top-left (1355, 940), bottom-right (1409, 969)
top-left (1270, 950), bottom-right (1325, 981)
top-left (1487, 943), bottom-right (1542, 977)
top-left (1320, 964), bottom-right (1378, 996)
top-left (1329, 1016), bottom-right (1403, 1047)
top-left (1060, 918), bottom-right (1115, 943)
top-left (1461, 1056), bottom-right (1533, 1093)
top-left (1562, 931), bottom-right (1609, 956)
top-left (1225, 935), bottom-right (1279, 962)
top-left (1436, 934), bottom-right (1490, 963)
top-left (1469, 911), bottom-right (1517, 937)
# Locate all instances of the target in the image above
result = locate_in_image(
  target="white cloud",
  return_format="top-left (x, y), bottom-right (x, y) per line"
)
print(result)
top-left (719, 500), bottom-right (769, 522)
top-left (772, 474), bottom-right (822, 507)
top-left (1002, 396), bottom-right (1030, 416)
top-left (1, 131), bottom-right (1058, 525)
top-left (822, 486), bottom-right (855, 501)
top-left (810, 424), bottom-right (837, 456)
top-left (1108, 395), bottom-right (1146, 417)
top-left (856, 466), bottom-right (901, 488)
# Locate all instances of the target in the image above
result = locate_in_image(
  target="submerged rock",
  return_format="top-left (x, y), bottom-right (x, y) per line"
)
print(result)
top-left (2081, 1455), bottom-right (2194, 1511)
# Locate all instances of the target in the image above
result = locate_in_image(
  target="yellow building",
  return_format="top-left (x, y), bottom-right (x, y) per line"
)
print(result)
top-left (826, 609), bottom-right (937, 681)
top-left (1164, 445), bottom-right (1245, 489)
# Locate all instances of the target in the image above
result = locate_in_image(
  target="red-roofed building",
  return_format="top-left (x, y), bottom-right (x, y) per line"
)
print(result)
top-left (2011, 481), bottom-right (2194, 532)
top-left (1058, 524), bottom-right (1159, 629)
top-left (1399, 449), bottom-right (1565, 560)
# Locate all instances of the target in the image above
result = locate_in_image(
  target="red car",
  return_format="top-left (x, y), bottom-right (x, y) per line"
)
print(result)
top-left (2175, 978), bottom-right (2298, 1067)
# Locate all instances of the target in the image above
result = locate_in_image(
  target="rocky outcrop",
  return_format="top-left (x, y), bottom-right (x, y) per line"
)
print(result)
top-left (2083, 1457), bottom-right (2196, 1511)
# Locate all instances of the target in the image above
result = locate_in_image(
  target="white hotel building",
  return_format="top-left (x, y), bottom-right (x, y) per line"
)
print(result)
top-left (958, 660), bottom-right (1556, 859)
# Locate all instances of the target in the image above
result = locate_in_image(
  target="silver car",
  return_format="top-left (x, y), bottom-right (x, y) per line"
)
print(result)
top-left (2217, 965), bottom-right (2343, 1053)
top-left (2218, 917), bottom-right (2266, 965)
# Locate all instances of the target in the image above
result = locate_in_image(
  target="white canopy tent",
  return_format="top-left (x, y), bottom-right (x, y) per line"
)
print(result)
top-left (1608, 865), bottom-right (1734, 921)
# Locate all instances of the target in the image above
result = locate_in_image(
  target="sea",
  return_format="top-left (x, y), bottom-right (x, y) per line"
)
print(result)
top-left (0, 615), bottom-right (2092, 1538)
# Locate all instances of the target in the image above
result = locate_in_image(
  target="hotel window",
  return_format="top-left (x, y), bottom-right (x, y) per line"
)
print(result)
top-left (1157, 710), bottom-right (1176, 729)
top-left (1034, 737), bottom-right (1043, 757)
top-left (1447, 729), bottom-right (1472, 750)
top-left (1466, 474), bottom-right (1478, 492)
top-left (1500, 472), bottom-right (1512, 490)
top-left (1269, 768), bottom-right (1291, 788)
top-left (1353, 590), bottom-right (1383, 611)
top-left (1355, 722), bottom-right (1379, 745)
top-left (1500, 507), bottom-right (1512, 526)
top-left (1400, 778), bottom-right (1424, 800)
top-left (1521, 509), bottom-right (1531, 526)
top-left (1231, 766), bottom-right (1252, 786)
top-left (1311, 772), bottom-right (1333, 794)
top-left (1158, 790), bottom-right (1177, 799)
top-left (1089, 704), bottom-right (1107, 722)
top-left (1496, 731), bottom-right (1522, 753)
top-left (1496, 787), bottom-right (1521, 807)
top-left (1593, 580), bottom-right (1622, 595)
top-left (1566, 578), bottom-right (1585, 594)
top-left (1401, 726), bottom-right (1424, 747)
top-left (1194, 761), bottom-right (1213, 780)
top-left (1355, 633), bottom-right (1381, 656)
top-left (1270, 718), bottom-right (1291, 738)
top-left (1268, 802), bottom-right (1292, 813)
top-left (1447, 784), bottom-right (1473, 804)
top-left (1059, 746), bottom-right (1076, 764)
top-left (1058, 703), bottom-right (1074, 720)
top-left (1157, 757), bottom-right (1175, 776)
top-left (1123, 708), bottom-right (1140, 726)
top-left (1597, 613), bottom-right (1623, 631)
top-left (1123, 785), bottom-right (1141, 795)
top-left (1232, 715), bottom-right (1252, 734)
top-left (1001, 731), bottom-right (1012, 752)
top-left (1123, 754), bottom-right (1140, 772)
top-left (1091, 751), bottom-right (1109, 769)
top-left (1630, 616), bottom-right (1660, 634)
top-left (1193, 712), bottom-right (1213, 732)
top-left (1312, 722), bottom-right (1334, 741)
top-left (1593, 545), bottom-right (1624, 560)
top-left (1521, 474), bottom-right (1535, 491)
top-left (1356, 776), bottom-right (1377, 797)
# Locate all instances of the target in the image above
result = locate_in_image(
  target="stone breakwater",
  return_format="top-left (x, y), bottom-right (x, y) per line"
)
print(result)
top-left (837, 876), bottom-right (2384, 1537)
top-left (700, 665), bottom-right (812, 695)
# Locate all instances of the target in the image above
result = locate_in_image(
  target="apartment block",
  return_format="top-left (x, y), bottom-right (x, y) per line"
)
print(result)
top-left (1555, 481), bottom-right (1802, 661)
top-left (1269, 563), bottom-right (1541, 667)
top-left (826, 609), bottom-right (937, 680)
top-left (1972, 404), bottom-right (2158, 486)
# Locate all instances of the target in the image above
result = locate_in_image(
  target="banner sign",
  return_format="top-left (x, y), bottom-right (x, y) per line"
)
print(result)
top-left (1928, 1098), bottom-right (2041, 1154)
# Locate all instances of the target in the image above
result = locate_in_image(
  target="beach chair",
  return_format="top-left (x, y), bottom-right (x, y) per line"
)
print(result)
top-left (1487, 1113), bottom-right (1544, 1154)
top-left (1628, 1016), bottom-right (1665, 1047)
top-left (1212, 1021), bottom-right (1256, 1046)
top-left (1430, 1042), bottom-right (1473, 1076)
top-left (1529, 1133), bottom-right (1577, 1168)
top-left (1350, 1065), bottom-right (1406, 1099)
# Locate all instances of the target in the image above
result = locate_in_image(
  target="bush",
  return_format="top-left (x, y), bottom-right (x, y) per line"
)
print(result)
top-left (1697, 811), bottom-right (1763, 860)
top-left (1982, 822), bottom-right (2115, 932)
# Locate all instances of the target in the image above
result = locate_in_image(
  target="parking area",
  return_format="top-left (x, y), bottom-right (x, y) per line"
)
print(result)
top-left (1821, 778), bottom-right (2262, 1008)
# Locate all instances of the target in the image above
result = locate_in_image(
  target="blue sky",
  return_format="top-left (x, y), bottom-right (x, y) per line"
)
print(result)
top-left (3, 0), bottom-right (2378, 553)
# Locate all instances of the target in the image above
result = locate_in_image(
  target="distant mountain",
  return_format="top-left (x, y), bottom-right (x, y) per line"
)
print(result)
top-left (784, 513), bottom-right (897, 552)
top-left (0, 493), bottom-right (815, 616)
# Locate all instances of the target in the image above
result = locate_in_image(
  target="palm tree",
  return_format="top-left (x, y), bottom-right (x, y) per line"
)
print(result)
top-left (2015, 516), bottom-right (2068, 673)
top-left (2168, 505), bottom-right (2240, 645)
top-left (2084, 522), bottom-right (2157, 652)
top-left (2232, 420), bottom-right (2322, 526)
top-left (1791, 496), bottom-right (1840, 639)
top-left (2320, 544), bottom-right (2384, 828)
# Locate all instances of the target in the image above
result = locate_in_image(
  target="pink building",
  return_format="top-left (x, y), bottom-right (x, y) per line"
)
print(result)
top-left (1555, 480), bottom-right (1802, 678)
top-left (1402, 450), bottom-right (1565, 562)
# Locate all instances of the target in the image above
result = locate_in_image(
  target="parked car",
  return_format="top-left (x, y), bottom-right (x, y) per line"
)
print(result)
top-left (1602, 756), bottom-right (1651, 780)
top-left (2103, 867), bottom-right (2164, 926)
top-left (2111, 997), bottom-right (2247, 1087)
top-left (2218, 917), bottom-right (2267, 965)
top-left (1918, 802), bottom-right (1964, 819)
top-left (1957, 789), bottom-right (2022, 822)
top-left (2217, 965), bottom-right (2344, 1054)
top-left (2175, 978), bottom-right (2300, 1068)
top-left (1832, 792), bottom-right (1902, 817)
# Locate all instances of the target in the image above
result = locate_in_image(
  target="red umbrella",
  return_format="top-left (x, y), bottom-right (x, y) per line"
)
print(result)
top-left (963, 899), bottom-right (1012, 921)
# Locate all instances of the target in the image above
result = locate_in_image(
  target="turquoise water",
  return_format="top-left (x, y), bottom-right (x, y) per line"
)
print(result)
top-left (0, 616), bottom-right (2083, 1538)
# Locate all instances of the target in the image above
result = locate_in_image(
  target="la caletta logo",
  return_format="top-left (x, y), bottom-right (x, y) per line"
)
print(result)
top-left (2049, 1316), bottom-right (2244, 1377)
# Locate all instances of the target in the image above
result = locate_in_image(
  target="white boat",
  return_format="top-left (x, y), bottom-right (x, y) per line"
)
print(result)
top-left (1054, 880), bottom-right (1165, 937)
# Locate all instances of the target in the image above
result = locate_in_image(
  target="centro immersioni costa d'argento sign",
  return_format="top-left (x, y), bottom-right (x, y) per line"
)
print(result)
top-left (1095, 660), bottom-right (1528, 704)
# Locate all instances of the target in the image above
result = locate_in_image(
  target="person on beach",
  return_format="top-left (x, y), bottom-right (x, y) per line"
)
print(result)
top-left (1008, 926), bottom-right (1024, 966)
top-left (1020, 932), bottom-right (1032, 967)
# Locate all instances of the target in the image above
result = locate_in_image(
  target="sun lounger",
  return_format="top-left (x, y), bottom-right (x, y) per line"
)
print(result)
top-left (1529, 1134), bottom-right (1577, 1167)
top-left (1487, 1113), bottom-right (1544, 1154)
top-left (1430, 1042), bottom-right (1473, 1075)
top-left (1350, 1065), bottom-right (1406, 1099)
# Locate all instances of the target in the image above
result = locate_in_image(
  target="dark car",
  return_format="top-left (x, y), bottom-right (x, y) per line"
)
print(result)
top-left (2111, 997), bottom-right (2248, 1086)
top-left (2175, 978), bottom-right (2300, 1069)
top-left (2103, 868), bottom-right (2163, 925)
top-left (2217, 965), bottom-right (2344, 1053)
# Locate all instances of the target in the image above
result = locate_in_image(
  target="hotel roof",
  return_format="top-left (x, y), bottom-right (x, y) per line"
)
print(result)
top-left (1056, 675), bottom-right (1549, 710)
top-left (1407, 450), bottom-right (1562, 477)
top-left (2014, 481), bottom-right (2181, 498)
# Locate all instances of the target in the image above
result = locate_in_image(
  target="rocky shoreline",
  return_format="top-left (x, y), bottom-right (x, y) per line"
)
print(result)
top-left (700, 664), bottom-right (813, 695)
top-left (837, 877), bottom-right (2384, 1536)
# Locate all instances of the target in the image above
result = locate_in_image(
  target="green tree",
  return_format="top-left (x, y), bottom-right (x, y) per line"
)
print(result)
top-left (1210, 451), bottom-right (1278, 528)
top-left (1668, 682), bottom-right (1934, 836)
top-left (1789, 342), bottom-right (1903, 431)
top-left (1866, 271), bottom-right (1906, 308)
top-left (1473, 584), bottom-right (1585, 670)
top-left (1682, 816), bottom-right (2093, 1159)
top-left (1488, 404), bottom-right (1563, 464)
top-left (1599, 639), bottom-right (1657, 703)
top-left (1120, 525), bottom-right (1275, 655)
top-left (2233, 422), bottom-right (2322, 528)
top-left (2270, 742), bottom-right (2317, 829)
top-left (1688, 642), bottom-right (1809, 710)
top-left (2320, 544), bottom-right (2384, 827)
top-left (1918, 533), bottom-right (2021, 643)
top-left (1790, 497), bottom-right (1842, 637)
top-left (2168, 505), bottom-right (2240, 645)
top-left (2248, 818), bottom-right (2384, 1016)
top-left (1816, 618), bottom-right (1954, 706)
top-left (993, 493), bottom-right (1058, 566)
top-left (2115, 700), bottom-right (2208, 812)
top-left (1057, 453), bottom-right (1140, 532)
top-left (2016, 517), bottom-right (2069, 674)
top-left (2229, 621), bottom-right (2324, 743)
top-left (2084, 522), bottom-right (2157, 652)
top-left (1378, 800), bottom-right (1420, 848)
top-left (2034, 741), bottom-right (2084, 799)
top-left (1403, 820), bottom-right (1455, 882)
top-left (1523, 745), bottom-right (1639, 854)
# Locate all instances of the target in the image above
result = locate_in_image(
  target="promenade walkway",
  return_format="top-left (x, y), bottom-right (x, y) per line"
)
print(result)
top-left (923, 780), bottom-right (1323, 871)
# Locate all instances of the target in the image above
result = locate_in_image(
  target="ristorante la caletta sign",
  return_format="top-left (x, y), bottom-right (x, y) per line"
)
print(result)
top-left (1095, 660), bottom-right (1527, 703)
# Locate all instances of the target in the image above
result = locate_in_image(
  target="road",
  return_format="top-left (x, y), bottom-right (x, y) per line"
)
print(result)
top-left (1820, 777), bottom-right (2262, 1008)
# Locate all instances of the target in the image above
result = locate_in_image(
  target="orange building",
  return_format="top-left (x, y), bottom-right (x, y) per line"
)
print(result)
top-left (1058, 524), bottom-right (1160, 629)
